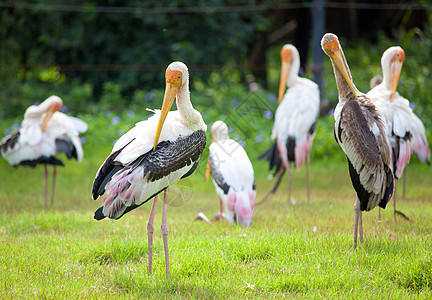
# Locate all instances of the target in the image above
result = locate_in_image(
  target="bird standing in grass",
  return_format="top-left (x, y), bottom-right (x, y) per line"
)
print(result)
top-left (321, 33), bottom-right (394, 248)
top-left (91, 61), bottom-right (206, 279)
top-left (206, 120), bottom-right (256, 227)
top-left (367, 46), bottom-right (430, 220)
top-left (260, 44), bottom-right (319, 204)
top-left (0, 95), bottom-right (87, 208)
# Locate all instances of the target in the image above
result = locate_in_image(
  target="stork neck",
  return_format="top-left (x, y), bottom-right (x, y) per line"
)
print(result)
top-left (176, 85), bottom-right (201, 128)
top-left (331, 62), bottom-right (358, 103)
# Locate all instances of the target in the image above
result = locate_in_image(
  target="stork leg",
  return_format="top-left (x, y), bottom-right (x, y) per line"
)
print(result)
top-left (147, 194), bottom-right (159, 276)
top-left (393, 184), bottom-right (397, 223)
top-left (287, 164), bottom-right (293, 204)
top-left (306, 155), bottom-right (311, 203)
top-left (402, 168), bottom-right (407, 199)
top-left (44, 164), bottom-right (48, 209)
top-left (378, 208), bottom-right (381, 223)
top-left (50, 165), bottom-right (57, 208)
top-left (354, 197), bottom-right (361, 249)
top-left (161, 189), bottom-right (170, 279)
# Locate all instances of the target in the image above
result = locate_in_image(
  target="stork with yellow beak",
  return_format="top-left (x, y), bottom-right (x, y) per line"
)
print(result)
top-left (92, 61), bottom-right (207, 279)
top-left (367, 46), bottom-right (430, 220)
top-left (259, 44), bottom-right (319, 204)
top-left (0, 95), bottom-right (87, 208)
top-left (321, 33), bottom-right (394, 248)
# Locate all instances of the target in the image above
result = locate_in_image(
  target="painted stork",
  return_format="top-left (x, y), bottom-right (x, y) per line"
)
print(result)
top-left (259, 44), bottom-right (319, 204)
top-left (0, 95), bottom-right (87, 208)
top-left (206, 120), bottom-right (256, 227)
top-left (321, 33), bottom-right (394, 248)
top-left (91, 61), bottom-right (207, 279)
top-left (367, 46), bottom-right (430, 219)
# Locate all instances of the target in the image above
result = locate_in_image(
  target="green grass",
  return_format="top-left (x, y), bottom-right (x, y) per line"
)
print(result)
top-left (0, 142), bottom-right (431, 299)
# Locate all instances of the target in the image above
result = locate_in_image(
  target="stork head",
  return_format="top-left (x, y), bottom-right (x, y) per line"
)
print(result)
top-left (211, 120), bottom-right (229, 142)
top-left (38, 95), bottom-right (63, 131)
top-left (321, 33), bottom-right (358, 100)
top-left (381, 46), bottom-right (405, 102)
top-left (278, 44), bottom-right (300, 103)
top-left (154, 61), bottom-right (189, 149)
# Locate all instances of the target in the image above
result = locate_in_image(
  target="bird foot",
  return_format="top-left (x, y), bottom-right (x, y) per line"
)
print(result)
top-left (194, 212), bottom-right (212, 225)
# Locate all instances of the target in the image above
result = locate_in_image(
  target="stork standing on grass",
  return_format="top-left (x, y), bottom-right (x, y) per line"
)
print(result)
top-left (91, 61), bottom-right (206, 279)
top-left (259, 44), bottom-right (319, 204)
top-left (367, 46), bottom-right (430, 220)
top-left (206, 120), bottom-right (256, 227)
top-left (321, 33), bottom-right (394, 248)
top-left (0, 95), bottom-right (87, 208)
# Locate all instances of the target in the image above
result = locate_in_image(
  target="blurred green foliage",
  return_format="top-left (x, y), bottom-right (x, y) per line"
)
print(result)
top-left (0, 3), bottom-right (431, 163)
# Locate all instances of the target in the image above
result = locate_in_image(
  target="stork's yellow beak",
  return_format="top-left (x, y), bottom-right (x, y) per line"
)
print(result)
top-left (322, 36), bottom-right (358, 100)
top-left (154, 68), bottom-right (182, 149)
top-left (389, 48), bottom-right (405, 102)
top-left (40, 101), bottom-right (62, 131)
top-left (278, 48), bottom-right (292, 104)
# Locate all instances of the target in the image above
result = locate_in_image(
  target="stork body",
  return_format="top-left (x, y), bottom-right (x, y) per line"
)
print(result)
top-left (92, 62), bottom-right (206, 279)
top-left (208, 121), bottom-right (256, 227)
top-left (0, 95), bottom-right (87, 207)
top-left (321, 33), bottom-right (394, 248)
top-left (260, 44), bottom-right (319, 203)
top-left (367, 47), bottom-right (430, 217)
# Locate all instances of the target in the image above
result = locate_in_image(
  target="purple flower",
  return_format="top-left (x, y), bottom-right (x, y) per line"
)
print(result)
top-left (61, 105), bottom-right (68, 113)
top-left (145, 92), bottom-right (153, 102)
top-left (80, 136), bottom-right (86, 144)
top-left (111, 116), bottom-right (120, 125)
top-left (239, 140), bottom-right (246, 147)
top-left (4, 129), bottom-right (10, 136)
top-left (328, 108), bottom-right (335, 116)
top-left (263, 110), bottom-right (273, 119)
top-left (255, 135), bottom-right (262, 143)
top-left (268, 93), bottom-right (276, 103)
top-left (12, 123), bottom-right (19, 130)
top-left (231, 99), bottom-right (239, 108)
top-left (127, 110), bottom-right (135, 118)
top-left (104, 110), bottom-right (111, 117)
top-left (233, 133), bottom-right (241, 141)
top-left (409, 102), bottom-right (416, 110)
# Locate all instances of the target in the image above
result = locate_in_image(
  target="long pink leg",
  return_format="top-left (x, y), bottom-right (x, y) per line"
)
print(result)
top-left (50, 166), bottom-right (57, 207)
top-left (147, 194), bottom-right (159, 276)
top-left (359, 209), bottom-right (363, 244)
top-left (287, 164), bottom-right (292, 204)
top-left (219, 197), bottom-right (223, 216)
top-left (393, 183), bottom-right (397, 222)
top-left (354, 196), bottom-right (361, 249)
top-left (161, 189), bottom-right (170, 279)
top-left (402, 168), bottom-right (407, 199)
top-left (306, 155), bottom-right (310, 203)
top-left (44, 165), bottom-right (48, 209)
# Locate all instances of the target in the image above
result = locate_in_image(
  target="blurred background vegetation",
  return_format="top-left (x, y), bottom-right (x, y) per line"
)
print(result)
top-left (0, 0), bottom-right (431, 163)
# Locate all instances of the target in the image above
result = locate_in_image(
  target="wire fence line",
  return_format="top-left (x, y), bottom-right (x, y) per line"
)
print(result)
top-left (0, 1), bottom-right (428, 14)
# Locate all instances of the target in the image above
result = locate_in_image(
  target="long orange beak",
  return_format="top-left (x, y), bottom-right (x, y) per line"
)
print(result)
top-left (389, 49), bottom-right (405, 102)
top-left (278, 48), bottom-right (292, 104)
top-left (153, 68), bottom-right (182, 149)
top-left (40, 101), bottom-right (62, 131)
top-left (322, 36), bottom-right (358, 100)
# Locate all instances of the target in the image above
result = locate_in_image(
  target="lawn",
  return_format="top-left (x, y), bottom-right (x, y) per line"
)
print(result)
top-left (0, 142), bottom-right (431, 299)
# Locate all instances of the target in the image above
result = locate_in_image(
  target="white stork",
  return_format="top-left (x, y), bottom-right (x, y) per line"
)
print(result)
top-left (260, 44), bottom-right (319, 203)
top-left (0, 95), bottom-right (87, 208)
top-left (91, 61), bottom-right (207, 279)
top-left (206, 120), bottom-right (256, 227)
top-left (367, 46), bottom-right (430, 219)
top-left (321, 33), bottom-right (395, 248)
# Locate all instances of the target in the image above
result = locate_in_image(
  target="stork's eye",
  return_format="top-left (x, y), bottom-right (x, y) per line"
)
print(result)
top-left (178, 75), bottom-right (181, 80)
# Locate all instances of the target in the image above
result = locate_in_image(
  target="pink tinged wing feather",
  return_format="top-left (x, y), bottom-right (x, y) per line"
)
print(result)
top-left (277, 138), bottom-right (289, 168)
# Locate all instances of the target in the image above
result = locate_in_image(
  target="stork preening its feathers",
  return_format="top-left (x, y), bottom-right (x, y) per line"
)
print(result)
top-left (91, 61), bottom-right (206, 278)
top-left (0, 95), bottom-right (87, 208)
top-left (367, 46), bottom-right (430, 220)
top-left (321, 33), bottom-right (395, 248)
top-left (260, 44), bottom-right (319, 204)
top-left (207, 120), bottom-right (256, 227)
